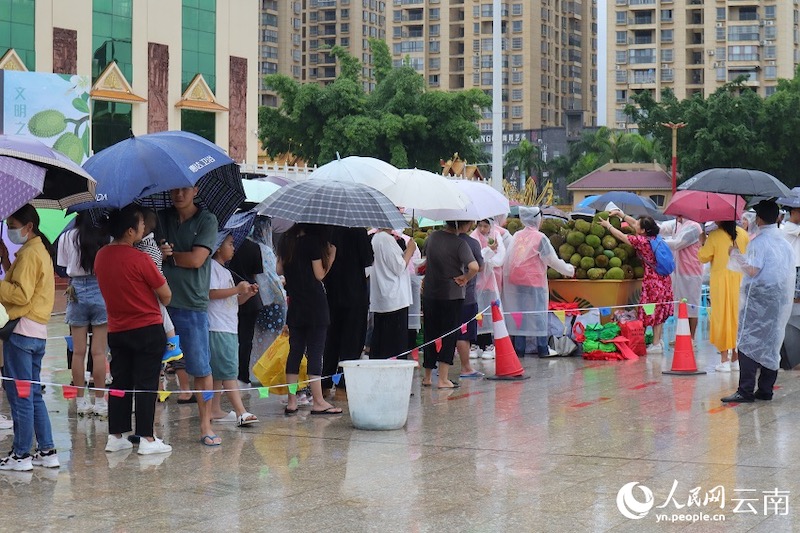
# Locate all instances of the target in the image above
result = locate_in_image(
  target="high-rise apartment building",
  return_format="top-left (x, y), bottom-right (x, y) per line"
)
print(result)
top-left (607, 0), bottom-right (798, 129)
top-left (259, 0), bottom-right (386, 107)
top-left (388, 0), bottom-right (598, 135)
top-left (258, 0), bottom-right (598, 138)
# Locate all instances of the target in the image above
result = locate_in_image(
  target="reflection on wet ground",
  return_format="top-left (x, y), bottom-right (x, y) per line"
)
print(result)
top-left (1, 317), bottom-right (798, 532)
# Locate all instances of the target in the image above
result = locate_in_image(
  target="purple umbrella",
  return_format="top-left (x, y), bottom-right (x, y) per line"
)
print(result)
top-left (0, 134), bottom-right (96, 210)
top-left (0, 156), bottom-right (47, 220)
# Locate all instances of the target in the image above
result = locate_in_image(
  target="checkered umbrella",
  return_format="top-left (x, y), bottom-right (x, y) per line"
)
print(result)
top-left (215, 210), bottom-right (256, 252)
top-left (138, 163), bottom-right (245, 229)
top-left (255, 180), bottom-right (407, 230)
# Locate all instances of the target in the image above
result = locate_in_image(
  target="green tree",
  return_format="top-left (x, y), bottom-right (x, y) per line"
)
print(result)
top-left (259, 44), bottom-right (490, 171)
top-left (503, 139), bottom-right (545, 185)
top-left (562, 127), bottom-right (660, 183)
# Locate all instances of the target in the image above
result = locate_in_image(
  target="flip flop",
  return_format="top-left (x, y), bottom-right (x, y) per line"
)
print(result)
top-left (437, 381), bottom-right (460, 389)
top-left (213, 410), bottom-right (236, 423)
top-left (177, 395), bottom-right (197, 404)
top-left (199, 434), bottom-right (221, 446)
top-left (310, 407), bottom-right (343, 415)
top-left (421, 382), bottom-right (432, 387)
top-left (284, 407), bottom-right (298, 416)
top-left (459, 371), bottom-right (484, 378)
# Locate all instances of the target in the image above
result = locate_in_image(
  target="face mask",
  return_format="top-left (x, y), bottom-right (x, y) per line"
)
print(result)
top-left (7, 227), bottom-right (28, 245)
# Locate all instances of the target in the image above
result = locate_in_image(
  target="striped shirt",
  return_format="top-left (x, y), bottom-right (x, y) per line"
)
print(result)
top-left (135, 233), bottom-right (163, 273)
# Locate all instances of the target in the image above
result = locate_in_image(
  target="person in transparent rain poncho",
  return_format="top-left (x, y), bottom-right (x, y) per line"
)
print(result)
top-left (721, 200), bottom-right (795, 403)
top-left (248, 217), bottom-right (287, 381)
top-left (660, 216), bottom-right (704, 340)
top-left (469, 218), bottom-right (506, 359)
top-left (502, 207), bottom-right (575, 357)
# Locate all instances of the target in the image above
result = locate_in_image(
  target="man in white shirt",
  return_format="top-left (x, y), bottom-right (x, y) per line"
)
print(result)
top-left (369, 230), bottom-right (417, 359)
top-left (780, 206), bottom-right (800, 302)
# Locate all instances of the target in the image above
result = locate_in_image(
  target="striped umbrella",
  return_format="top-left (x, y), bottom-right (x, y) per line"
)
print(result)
top-left (255, 180), bottom-right (407, 229)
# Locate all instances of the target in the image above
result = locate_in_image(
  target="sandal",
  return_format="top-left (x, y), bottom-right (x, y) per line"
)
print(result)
top-left (199, 434), bottom-right (221, 446)
top-left (237, 412), bottom-right (258, 426)
top-left (310, 406), bottom-right (343, 415)
top-left (284, 407), bottom-right (298, 416)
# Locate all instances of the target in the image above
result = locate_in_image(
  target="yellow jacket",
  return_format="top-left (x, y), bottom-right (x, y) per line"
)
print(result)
top-left (0, 236), bottom-right (55, 324)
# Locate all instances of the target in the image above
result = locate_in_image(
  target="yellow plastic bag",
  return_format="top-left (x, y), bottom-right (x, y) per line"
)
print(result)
top-left (253, 333), bottom-right (308, 395)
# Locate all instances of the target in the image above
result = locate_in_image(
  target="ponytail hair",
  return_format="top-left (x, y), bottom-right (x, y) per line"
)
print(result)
top-left (718, 221), bottom-right (738, 244)
top-left (637, 216), bottom-right (660, 238)
top-left (10, 204), bottom-right (55, 264)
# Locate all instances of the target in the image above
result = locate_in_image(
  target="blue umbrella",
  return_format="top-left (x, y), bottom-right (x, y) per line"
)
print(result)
top-left (587, 191), bottom-right (669, 220)
top-left (577, 195), bottom-right (599, 208)
top-left (215, 210), bottom-right (256, 253)
top-left (71, 131), bottom-right (245, 228)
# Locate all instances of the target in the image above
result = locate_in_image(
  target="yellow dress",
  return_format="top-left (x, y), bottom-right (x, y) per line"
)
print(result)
top-left (697, 227), bottom-right (749, 352)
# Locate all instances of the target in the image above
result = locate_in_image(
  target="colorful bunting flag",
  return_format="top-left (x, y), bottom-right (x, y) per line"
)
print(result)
top-left (600, 307), bottom-right (611, 316)
top-left (411, 348), bottom-right (419, 361)
top-left (332, 373), bottom-right (342, 386)
top-left (109, 389), bottom-right (125, 398)
top-left (62, 385), bottom-right (78, 399)
top-left (258, 387), bottom-right (270, 398)
top-left (554, 310), bottom-right (566, 322)
top-left (460, 323), bottom-right (467, 334)
top-left (476, 313), bottom-right (483, 327)
top-left (434, 338), bottom-right (442, 353)
top-left (202, 391), bottom-right (214, 402)
top-left (288, 383), bottom-right (298, 395)
top-left (511, 312), bottom-right (523, 328)
top-left (64, 335), bottom-right (74, 352)
top-left (15, 380), bottom-right (31, 399)
top-left (158, 390), bottom-right (171, 402)
top-left (643, 303), bottom-right (656, 316)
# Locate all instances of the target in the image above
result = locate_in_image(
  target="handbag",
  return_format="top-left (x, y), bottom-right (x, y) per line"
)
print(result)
top-left (547, 314), bottom-right (579, 357)
top-left (0, 318), bottom-right (20, 341)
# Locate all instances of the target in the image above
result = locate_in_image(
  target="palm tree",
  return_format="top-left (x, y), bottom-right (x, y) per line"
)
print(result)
top-left (503, 139), bottom-right (546, 188)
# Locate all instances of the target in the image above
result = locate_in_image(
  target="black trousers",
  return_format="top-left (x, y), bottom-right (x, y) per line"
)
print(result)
top-left (287, 325), bottom-right (327, 376)
top-left (422, 298), bottom-right (463, 369)
top-left (322, 304), bottom-right (368, 388)
top-left (371, 307), bottom-right (409, 359)
top-left (237, 307), bottom-right (258, 383)
top-left (737, 351), bottom-right (778, 400)
top-left (107, 324), bottom-right (166, 437)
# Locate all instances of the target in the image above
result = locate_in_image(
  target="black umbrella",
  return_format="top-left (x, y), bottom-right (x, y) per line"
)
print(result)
top-left (679, 168), bottom-right (792, 198)
top-left (780, 315), bottom-right (800, 370)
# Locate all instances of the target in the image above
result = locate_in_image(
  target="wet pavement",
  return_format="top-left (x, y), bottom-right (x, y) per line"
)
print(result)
top-left (2, 315), bottom-right (799, 532)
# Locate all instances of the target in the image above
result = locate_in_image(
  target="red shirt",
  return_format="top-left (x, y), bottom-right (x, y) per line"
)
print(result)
top-left (95, 244), bottom-right (166, 333)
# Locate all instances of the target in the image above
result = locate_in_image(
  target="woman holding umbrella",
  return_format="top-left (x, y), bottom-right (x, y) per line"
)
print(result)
top-left (599, 211), bottom-right (673, 352)
top-left (698, 221), bottom-right (749, 371)
top-left (0, 205), bottom-right (59, 470)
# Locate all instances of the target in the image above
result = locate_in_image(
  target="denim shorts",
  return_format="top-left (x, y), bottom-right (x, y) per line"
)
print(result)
top-left (66, 276), bottom-right (108, 327)
top-left (167, 307), bottom-right (212, 378)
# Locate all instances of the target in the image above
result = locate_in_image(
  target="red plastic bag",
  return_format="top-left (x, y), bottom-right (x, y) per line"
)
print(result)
top-left (619, 320), bottom-right (646, 356)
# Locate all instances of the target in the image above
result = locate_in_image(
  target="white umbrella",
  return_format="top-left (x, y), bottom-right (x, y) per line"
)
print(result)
top-left (384, 168), bottom-right (470, 211)
top-left (415, 180), bottom-right (510, 221)
top-left (242, 178), bottom-right (281, 203)
top-left (310, 155), bottom-right (399, 190)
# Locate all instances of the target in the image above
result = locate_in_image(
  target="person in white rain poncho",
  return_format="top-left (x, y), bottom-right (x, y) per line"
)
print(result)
top-left (721, 200), bottom-right (795, 403)
top-left (470, 219), bottom-right (506, 358)
top-left (660, 217), bottom-right (704, 338)
top-left (503, 207), bottom-right (575, 357)
top-left (780, 205), bottom-right (800, 302)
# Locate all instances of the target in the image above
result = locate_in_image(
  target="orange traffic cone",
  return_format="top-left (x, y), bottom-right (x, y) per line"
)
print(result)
top-left (663, 300), bottom-right (706, 375)
top-left (486, 300), bottom-right (530, 381)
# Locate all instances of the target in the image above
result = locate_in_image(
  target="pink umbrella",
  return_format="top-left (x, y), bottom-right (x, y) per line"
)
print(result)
top-left (664, 190), bottom-right (745, 223)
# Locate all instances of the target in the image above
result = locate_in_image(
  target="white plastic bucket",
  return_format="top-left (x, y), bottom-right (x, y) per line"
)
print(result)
top-left (339, 359), bottom-right (417, 430)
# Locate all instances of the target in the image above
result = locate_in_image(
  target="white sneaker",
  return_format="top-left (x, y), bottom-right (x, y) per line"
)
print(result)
top-left (469, 346), bottom-right (480, 359)
top-left (76, 397), bottom-right (93, 416)
top-left (0, 453), bottom-right (32, 471)
top-left (105, 434), bottom-right (134, 452)
top-left (715, 362), bottom-right (731, 372)
top-left (297, 392), bottom-right (312, 407)
top-left (647, 344), bottom-right (663, 354)
top-left (481, 346), bottom-right (496, 359)
top-left (93, 399), bottom-right (108, 417)
top-left (730, 361), bottom-right (740, 371)
top-left (105, 373), bottom-right (112, 386)
top-left (137, 437), bottom-right (172, 455)
top-left (0, 415), bottom-right (13, 430)
top-left (31, 449), bottom-right (59, 468)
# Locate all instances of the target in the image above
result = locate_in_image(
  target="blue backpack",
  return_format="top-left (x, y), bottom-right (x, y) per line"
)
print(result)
top-left (648, 236), bottom-right (675, 277)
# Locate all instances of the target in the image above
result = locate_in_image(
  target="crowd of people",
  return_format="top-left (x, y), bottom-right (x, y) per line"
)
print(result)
top-left (0, 188), bottom-right (796, 470)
